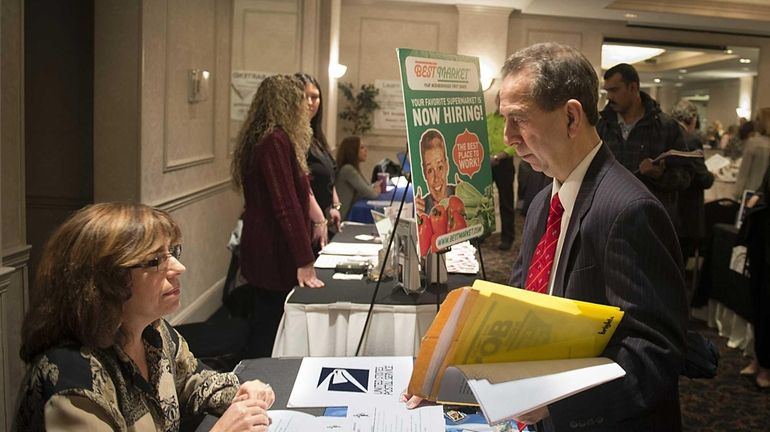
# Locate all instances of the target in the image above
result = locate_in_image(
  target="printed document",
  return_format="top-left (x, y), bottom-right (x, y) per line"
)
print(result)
top-left (288, 356), bottom-right (413, 408)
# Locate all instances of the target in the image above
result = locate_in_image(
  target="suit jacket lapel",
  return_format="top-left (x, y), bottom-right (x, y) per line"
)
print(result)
top-left (552, 144), bottom-right (614, 297)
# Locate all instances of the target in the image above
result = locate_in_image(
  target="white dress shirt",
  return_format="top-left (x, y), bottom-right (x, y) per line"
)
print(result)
top-left (547, 142), bottom-right (603, 294)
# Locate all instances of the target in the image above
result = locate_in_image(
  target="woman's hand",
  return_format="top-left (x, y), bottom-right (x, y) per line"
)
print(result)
top-left (235, 380), bottom-right (275, 409)
top-left (329, 208), bottom-right (342, 231)
top-left (211, 397), bottom-right (270, 432)
top-left (372, 179), bottom-right (383, 194)
top-left (312, 221), bottom-right (328, 248)
top-left (297, 263), bottom-right (324, 288)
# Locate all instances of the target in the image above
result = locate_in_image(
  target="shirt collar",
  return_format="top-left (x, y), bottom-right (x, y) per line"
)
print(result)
top-left (551, 142), bottom-right (603, 217)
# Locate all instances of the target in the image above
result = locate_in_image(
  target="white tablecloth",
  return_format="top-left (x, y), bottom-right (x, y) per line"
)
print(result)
top-left (272, 294), bottom-right (439, 357)
top-left (693, 300), bottom-right (753, 354)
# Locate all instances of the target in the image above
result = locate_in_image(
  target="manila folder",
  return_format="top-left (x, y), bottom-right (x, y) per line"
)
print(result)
top-left (437, 357), bottom-right (625, 425)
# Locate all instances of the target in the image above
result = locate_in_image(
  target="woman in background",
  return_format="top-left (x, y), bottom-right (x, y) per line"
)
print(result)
top-left (232, 74), bottom-right (324, 358)
top-left (335, 136), bottom-right (380, 220)
top-left (15, 202), bottom-right (274, 431)
top-left (740, 164), bottom-right (770, 389)
top-left (296, 73), bottom-right (342, 246)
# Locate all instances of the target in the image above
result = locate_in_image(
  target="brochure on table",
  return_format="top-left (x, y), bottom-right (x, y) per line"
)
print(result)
top-left (287, 356), bottom-right (413, 408)
top-left (396, 48), bottom-right (496, 256)
top-left (267, 403), bottom-right (444, 432)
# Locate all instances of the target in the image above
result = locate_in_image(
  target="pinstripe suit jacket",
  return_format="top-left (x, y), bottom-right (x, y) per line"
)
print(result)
top-left (511, 144), bottom-right (688, 431)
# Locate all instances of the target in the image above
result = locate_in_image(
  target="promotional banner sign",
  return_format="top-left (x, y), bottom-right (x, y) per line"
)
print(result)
top-left (397, 49), bottom-right (496, 257)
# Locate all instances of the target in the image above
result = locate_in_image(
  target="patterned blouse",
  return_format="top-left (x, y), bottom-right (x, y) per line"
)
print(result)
top-left (14, 320), bottom-right (240, 431)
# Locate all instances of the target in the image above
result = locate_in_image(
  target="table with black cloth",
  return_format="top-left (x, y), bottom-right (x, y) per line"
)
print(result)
top-left (702, 223), bottom-right (753, 322)
top-left (272, 224), bottom-right (476, 357)
top-left (693, 222), bottom-right (754, 350)
top-left (347, 184), bottom-right (414, 224)
top-left (195, 358), bottom-right (315, 431)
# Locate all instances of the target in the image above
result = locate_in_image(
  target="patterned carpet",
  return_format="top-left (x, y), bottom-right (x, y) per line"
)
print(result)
top-left (477, 215), bottom-right (770, 431)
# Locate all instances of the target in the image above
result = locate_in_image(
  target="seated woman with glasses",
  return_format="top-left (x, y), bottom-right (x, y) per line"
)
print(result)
top-left (14, 202), bottom-right (275, 432)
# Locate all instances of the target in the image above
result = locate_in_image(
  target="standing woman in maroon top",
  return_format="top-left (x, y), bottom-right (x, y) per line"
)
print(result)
top-left (232, 74), bottom-right (324, 358)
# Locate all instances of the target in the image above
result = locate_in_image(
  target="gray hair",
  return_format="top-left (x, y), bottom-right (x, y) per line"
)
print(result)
top-left (501, 42), bottom-right (599, 126)
top-left (671, 99), bottom-right (698, 124)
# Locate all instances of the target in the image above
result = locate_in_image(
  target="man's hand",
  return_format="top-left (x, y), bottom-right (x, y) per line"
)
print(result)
top-left (399, 391), bottom-right (424, 409)
top-left (415, 186), bottom-right (426, 215)
top-left (639, 158), bottom-right (665, 179)
top-left (514, 406), bottom-right (550, 426)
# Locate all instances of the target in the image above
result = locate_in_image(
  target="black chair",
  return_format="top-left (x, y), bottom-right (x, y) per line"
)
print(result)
top-left (370, 158), bottom-right (402, 183)
top-left (175, 248), bottom-right (253, 372)
top-left (691, 198), bottom-right (740, 307)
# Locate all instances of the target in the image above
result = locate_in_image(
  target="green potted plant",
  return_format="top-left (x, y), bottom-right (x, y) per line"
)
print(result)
top-left (338, 82), bottom-right (380, 135)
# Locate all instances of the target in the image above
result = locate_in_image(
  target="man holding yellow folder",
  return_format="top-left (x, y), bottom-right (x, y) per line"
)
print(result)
top-left (502, 43), bottom-right (687, 430)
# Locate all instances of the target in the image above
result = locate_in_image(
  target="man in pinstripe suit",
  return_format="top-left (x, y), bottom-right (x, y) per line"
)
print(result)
top-left (502, 43), bottom-right (688, 431)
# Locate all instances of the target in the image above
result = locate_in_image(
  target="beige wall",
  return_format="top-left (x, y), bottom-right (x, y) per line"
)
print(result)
top-left (677, 79), bottom-right (742, 129)
top-left (338, 0), bottom-right (458, 177)
top-left (95, 0), bottom-right (242, 324)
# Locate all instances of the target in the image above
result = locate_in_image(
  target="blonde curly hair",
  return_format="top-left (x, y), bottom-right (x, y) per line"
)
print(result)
top-left (232, 74), bottom-right (312, 189)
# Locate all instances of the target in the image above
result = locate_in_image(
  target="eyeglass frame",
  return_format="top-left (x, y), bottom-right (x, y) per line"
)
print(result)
top-left (129, 244), bottom-right (182, 271)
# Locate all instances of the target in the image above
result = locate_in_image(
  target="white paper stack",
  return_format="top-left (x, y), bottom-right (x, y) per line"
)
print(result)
top-left (444, 241), bottom-right (479, 274)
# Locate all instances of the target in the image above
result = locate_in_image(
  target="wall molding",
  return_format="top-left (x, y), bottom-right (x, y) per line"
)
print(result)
top-left (2, 245), bottom-right (31, 268)
top-left (0, 267), bottom-right (14, 291)
top-left (161, 0), bottom-right (218, 172)
top-left (152, 178), bottom-right (233, 213)
top-left (169, 276), bottom-right (224, 325)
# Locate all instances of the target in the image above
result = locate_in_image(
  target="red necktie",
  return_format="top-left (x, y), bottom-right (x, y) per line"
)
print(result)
top-left (525, 193), bottom-right (564, 294)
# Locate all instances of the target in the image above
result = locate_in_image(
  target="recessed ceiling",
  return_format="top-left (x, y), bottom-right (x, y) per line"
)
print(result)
top-left (600, 42), bottom-right (759, 86)
top-left (378, 0), bottom-right (770, 36)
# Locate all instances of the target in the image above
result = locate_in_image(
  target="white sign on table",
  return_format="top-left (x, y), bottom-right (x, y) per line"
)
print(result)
top-left (287, 356), bottom-right (413, 408)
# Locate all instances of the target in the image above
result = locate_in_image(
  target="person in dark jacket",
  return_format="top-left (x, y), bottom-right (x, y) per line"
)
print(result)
top-left (598, 63), bottom-right (691, 232)
top-left (296, 73), bottom-right (342, 249)
top-left (670, 99), bottom-right (714, 301)
top-left (739, 165), bottom-right (770, 388)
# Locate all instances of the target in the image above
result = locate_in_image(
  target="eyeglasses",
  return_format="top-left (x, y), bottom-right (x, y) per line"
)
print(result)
top-left (130, 244), bottom-right (182, 271)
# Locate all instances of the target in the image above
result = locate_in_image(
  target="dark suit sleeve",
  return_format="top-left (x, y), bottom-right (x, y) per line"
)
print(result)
top-left (547, 197), bottom-right (688, 429)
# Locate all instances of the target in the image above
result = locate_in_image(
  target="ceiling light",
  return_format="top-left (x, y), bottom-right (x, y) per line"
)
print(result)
top-left (725, 49), bottom-right (734, 54)
top-left (678, 75), bottom-right (684, 80)
top-left (675, 83), bottom-right (683, 87)
top-left (739, 58), bottom-right (751, 64)
top-left (601, 44), bottom-right (665, 70)
top-left (624, 13), bottom-right (637, 19)
top-left (653, 78), bottom-right (661, 83)
top-left (678, 69), bottom-right (688, 74)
